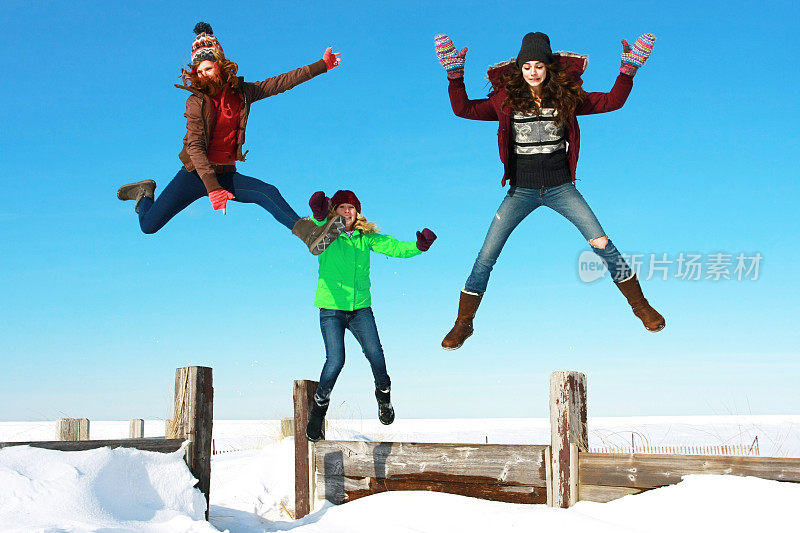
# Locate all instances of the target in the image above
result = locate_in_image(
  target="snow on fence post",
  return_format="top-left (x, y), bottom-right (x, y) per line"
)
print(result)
top-left (294, 380), bottom-right (318, 519)
top-left (169, 366), bottom-right (214, 520)
top-left (57, 418), bottom-right (89, 441)
top-left (129, 419), bottom-right (144, 438)
top-left (549, 371), bottom-right (587, 508)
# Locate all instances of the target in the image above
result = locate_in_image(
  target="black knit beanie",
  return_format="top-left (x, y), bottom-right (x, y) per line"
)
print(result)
top-left (516, 32), bottom-right (554, 67)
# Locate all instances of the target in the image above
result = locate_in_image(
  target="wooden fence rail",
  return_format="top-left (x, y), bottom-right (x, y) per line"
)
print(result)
top-left (0, 438), bottom-right (185, 453)
top-left (578, 452), bottom-right (800, 502)
top-left (313, 440), bottom-right (550, 505)
top-left (294, 370), bottom-right (800, 517)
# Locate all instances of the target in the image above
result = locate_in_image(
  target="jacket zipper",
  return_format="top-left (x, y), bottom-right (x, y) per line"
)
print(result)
top-left (351, 233), bottom-right (358, 311)
top-left (238, 90), bottom-right (248, 160)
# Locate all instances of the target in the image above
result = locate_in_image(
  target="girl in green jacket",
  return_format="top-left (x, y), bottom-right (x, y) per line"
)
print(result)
top-left (305, 190), bottom-right (437, 442)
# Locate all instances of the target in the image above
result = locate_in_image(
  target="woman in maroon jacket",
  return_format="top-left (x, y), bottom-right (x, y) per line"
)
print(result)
top-left (434, 32), bottom-right (665, 350)
top-left (117, 23), bottom-right (343, 255)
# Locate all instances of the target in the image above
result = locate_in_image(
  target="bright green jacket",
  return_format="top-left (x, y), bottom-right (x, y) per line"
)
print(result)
top-left (313, 221), bottom-right (422, 310)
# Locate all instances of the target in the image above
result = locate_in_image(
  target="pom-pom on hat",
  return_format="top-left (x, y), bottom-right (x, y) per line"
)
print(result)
top-left (191, 22), bottom-right (224, 64)
top-left (331, 190), bottom-right (361, 214)
top-left (516, 32), bottom-right (554, 67)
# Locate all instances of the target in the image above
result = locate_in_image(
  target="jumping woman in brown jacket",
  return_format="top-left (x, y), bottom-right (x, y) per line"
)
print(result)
top-left (117, 22), bottom-right (344, 254)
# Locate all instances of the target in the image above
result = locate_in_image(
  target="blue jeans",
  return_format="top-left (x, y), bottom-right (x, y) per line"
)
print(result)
top-left (465, 184), bottom-right (632, 293)
top-left (314, 307), bottom-right (390, 405)
top-left (136, 167), bottom-right (301, 233)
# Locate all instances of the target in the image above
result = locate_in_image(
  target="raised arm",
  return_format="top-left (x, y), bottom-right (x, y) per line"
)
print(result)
top-left (576, 33), bottom-right (655, 116)
top-left (435, 34), bottom-right (498, 121)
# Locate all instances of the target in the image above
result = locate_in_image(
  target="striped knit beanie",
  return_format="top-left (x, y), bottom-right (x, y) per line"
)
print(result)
top-left (191, 22), bottom-right (224, 64)
top-left (331, 190), bottom-right (361, 214)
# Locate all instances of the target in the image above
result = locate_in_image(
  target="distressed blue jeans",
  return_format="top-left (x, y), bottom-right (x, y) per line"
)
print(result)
top-left (136, 167), bottom-right (301, 234)
top-left (465, 184), bottom-right (632, 294)
top-left (314, 307), bottom-right (390, 405)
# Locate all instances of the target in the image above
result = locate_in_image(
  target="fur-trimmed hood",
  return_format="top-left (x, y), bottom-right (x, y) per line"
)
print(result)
top-left (485, 52), bottom-right (589, 92)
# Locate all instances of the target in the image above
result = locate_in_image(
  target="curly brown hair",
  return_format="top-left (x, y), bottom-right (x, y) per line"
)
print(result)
top-left (502, 61), bottom-right (585, 127)
top-left (179, 51), bottom-right (240, 96)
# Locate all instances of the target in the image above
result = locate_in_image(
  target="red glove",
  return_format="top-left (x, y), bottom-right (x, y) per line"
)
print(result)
top-left (309, 191), bottom-right (330, 221)
top-left (416, 228), bottom-right (437, 251)
top-left (323, 47), bottom-right (341, 70)
top-left (209, 188), bottom-right (235, 214)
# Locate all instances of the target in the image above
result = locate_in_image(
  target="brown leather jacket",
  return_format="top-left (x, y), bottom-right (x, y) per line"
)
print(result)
top-left (176, 59), bottom-right (327, 192)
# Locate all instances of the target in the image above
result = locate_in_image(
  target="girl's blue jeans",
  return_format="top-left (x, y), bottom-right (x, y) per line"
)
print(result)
top-left (465, 183), bottom-right (632, 294)
top-left (314, 307), bottom-right (390, 405)
top-left (136, 167), bottom-right (301, 233)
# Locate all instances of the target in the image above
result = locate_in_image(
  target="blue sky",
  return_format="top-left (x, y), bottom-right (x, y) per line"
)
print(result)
top-left (2, 0), bottom-right (798, 422)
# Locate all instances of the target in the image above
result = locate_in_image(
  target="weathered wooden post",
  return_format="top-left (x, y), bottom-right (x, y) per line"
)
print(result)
top-left (169, 366), bottom-right (213, 520)
top-left (549, 371), bottom-right (587, 508)
top-left (129, 419), bottom-right (145, 438)
top-left (57, 418), bottom-right (89, 441)
top-left (294, 380), bottom-right (318, 519)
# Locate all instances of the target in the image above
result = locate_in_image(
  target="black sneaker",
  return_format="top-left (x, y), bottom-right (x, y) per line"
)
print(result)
top-left (305, 399), bottom-right (329, 442)
top-left (375, 388), bottom-right (395, 425)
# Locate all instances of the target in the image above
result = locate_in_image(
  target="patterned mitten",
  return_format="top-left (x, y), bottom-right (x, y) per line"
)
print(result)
top-left (620, 33), bottom-right (656, 76)
top-left (434, 34), bottom-right (467, 79)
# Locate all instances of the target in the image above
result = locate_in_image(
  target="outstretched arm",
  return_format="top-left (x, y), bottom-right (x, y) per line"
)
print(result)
top-left (367, 234), bottom-right (423, 258)
top-left (246, 46), bottom-right (341, 102)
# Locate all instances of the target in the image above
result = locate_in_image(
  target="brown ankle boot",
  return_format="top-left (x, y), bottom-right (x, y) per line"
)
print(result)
top-left (117, 179), bottom-right (156, 213)
top-left (615, 275), bottom-right (665, 332)
top-left (291, 215), bottom-right (346, 255)
top-left (442, 290), bottom-right (483, 350)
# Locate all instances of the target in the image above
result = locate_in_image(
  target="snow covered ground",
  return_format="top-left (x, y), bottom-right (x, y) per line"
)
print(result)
top-left (2, 416), bottom-right (799, 532)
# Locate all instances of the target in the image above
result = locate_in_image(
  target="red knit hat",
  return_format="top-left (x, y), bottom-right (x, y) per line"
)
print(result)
top-left (331, 190), bottom-right (361, 213)
top-left (191, 22), bottom-right (224, 64)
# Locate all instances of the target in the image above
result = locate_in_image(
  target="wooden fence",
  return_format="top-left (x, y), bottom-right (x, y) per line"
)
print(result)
top-left (0, 366), bottom-right (214, 520)
top-left (579, 452), bottom-right (800, 503)
top-left (294, 371), bottom-right (800, 517)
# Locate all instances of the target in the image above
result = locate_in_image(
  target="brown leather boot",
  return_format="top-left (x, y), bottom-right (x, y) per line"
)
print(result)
top-left (117, 179), bottom-right (156, 213)
top-left (442, 290), bottom-right (483, 350)
top-left (291, 215), bottom-right (346, 255)
top-left (615, 274), bottom-right (665, 332)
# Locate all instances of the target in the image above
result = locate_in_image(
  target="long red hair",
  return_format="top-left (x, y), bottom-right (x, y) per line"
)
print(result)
top-left (179, 51), bottom-right (240, 95)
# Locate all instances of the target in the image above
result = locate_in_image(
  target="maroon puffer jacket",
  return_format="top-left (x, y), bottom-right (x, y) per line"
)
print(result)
top-left (447, 53), bottom-right (633, 185)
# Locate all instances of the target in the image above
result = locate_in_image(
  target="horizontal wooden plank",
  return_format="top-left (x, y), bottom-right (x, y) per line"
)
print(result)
top-left (579, 484), bottom-right (646, 503)
top-left (0, 438), bottom-right (185, 453)
top-left (580, 453), bottom-right (800, 489)
top-left (314, 441), bottom-right (548, 486)
top-left (316, 473), bottom-right (547, 505)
